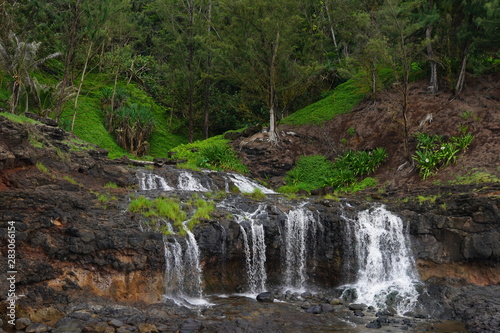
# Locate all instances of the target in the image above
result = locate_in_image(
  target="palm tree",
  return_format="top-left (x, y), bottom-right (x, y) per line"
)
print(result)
top-left (0, 32), bottom-right (60, 114)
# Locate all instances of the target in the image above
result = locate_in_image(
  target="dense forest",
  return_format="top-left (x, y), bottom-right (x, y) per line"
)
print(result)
top-left (0, 0), bottom-right (498, 156)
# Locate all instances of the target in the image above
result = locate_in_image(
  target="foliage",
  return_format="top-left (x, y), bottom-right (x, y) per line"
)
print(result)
top-left (171, 135), bottom-right (248, 173)
top-left (281, 79), bottom-right (365, 125)
top-left (35, 162), bottom-right (50, 174)
top-left (448, 170), bottom-right (500, 185)
top-left (243, 189), bottom-right (267, 201)
top-left (105, 103), bottom-right (155, 156)
top-left (283, 148), bottom-right (387, 193)
top-left (127, 195), bottom-right (215, 235)
top-left (413, 133), bottom-right (474, 180)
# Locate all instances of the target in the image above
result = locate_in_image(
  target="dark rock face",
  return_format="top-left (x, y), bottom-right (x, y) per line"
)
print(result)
top-left (256, 292), bottom-right (274, 303)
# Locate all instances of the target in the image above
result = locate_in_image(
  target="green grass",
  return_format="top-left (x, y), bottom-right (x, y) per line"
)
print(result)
top-left (449, 170), bottom-right (500, 185)
top-left (171, 135), bottom-right (248, 173)
top-left (281, 79), bottom-right (365, 125)
top-left (36, 162), bottom-right (50, 174)
top-left (0, 112), bottom-right (40, 124)
top-left (243, 188), bottom-right (267, 200)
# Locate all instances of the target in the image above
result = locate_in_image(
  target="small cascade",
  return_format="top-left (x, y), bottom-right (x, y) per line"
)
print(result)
top-left (344, 205), bottom-right (419, 314)
top-left (223, 203), bottom-right (268, 294)
top-left (178, 171), bottom-right (211, 192)
top-left (226, 173), bottom-right (276, 194)
top-left (163, 228), bottom-right (205, 304)
top-left (240, 224), bottom-right (267, 294)
top-left (282, 207), bottom-right (318, 291)
top-left (138, 172), bottom-right (173, 191)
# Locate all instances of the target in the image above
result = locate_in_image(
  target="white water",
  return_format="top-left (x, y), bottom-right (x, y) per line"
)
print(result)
top-left (138, 172), bottom-right (174, 191)
top-left (345, 205), bottom-right (419, 314)
top-left (178, 171), bottom-right (211, 192)
top-left (224, 203), bottom-right (268, 293)
top-left (283, 207), bottom-right (318, 291)
top-left (163, 227), bottom-right (205, 305)
top-left (226, 173), bottom-right (276, 194)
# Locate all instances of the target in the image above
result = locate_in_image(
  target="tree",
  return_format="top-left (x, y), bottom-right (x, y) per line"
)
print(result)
top-left (216, 0), bottom-right (319, 144)
top-left (151, 0), bottom-right (214, 143)
top-left (378, 0), bottom-right (424, 157)
top-left (0, 32), bottom-right (60, 114)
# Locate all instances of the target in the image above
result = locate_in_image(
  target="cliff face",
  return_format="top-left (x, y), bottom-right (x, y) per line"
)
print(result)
top-left (1, 115), bottom-right (499, 332)
top-left (0, 116), bottom-right (165, 326)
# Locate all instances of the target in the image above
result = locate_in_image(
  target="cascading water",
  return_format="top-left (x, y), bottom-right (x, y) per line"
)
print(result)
top-left (163, 228), bottom-right (206, 305)
top-left (220, 202), bottom-right (268, 294)
top-left (138, 172), bottom-right (174, 191)
top-left (226, 173), bottom-right (276, 194)
top-left (178, 171), bottom-right (211, 192)
top-left (282, 207), bottom-right (319, 291)
top-left (344, 205), bottom-right (420, 314)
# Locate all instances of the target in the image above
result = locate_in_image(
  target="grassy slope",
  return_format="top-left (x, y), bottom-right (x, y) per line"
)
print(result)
top-left (281, 78), bottom-right (364, 125)
top-left (50, 73), bottom-right (187, 159)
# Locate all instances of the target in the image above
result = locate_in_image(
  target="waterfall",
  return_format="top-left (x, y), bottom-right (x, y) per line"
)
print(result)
top-left (222, 203), bottom-right (268, 294)
top-left (163, 228), bottom-right (206, 305)
top-left (226, 173), bottom-right (276, 194)
top-left (240, 224), bottom-right (267, 294)
top-left (178, 171), bottom-right (210, 192)
top-left (282, 207), bottom-right (318, 291)
top-left (345, 205), bottom-right (419, 314)
top-left (138, 172), bottom-right (173, 191)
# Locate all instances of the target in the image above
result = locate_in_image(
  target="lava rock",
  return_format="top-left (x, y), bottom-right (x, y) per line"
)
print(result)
top-left (256, 291), bottom-right (275, 303)
top-left (366, 320), bottom-right (382, 329)
top-left (349, 303), bottom-right (367, 311)
top-left (306, 305), bottom-right (323, 314)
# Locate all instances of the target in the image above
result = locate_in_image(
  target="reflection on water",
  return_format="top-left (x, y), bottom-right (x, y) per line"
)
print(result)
top-left (189, 295), bottom-right (468, 333)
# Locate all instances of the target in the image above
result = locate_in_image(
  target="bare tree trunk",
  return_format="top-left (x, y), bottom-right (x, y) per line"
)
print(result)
top-left (71, 40), bottom-right (93, 132)
top-left (203, 0), bottom-right (212, 140)
top-left (455, 45), bottom-right (469, 95)
top-left (187, 1), bottom-right (195, 143)
top-left (268, 31), bottom-right (280, 145)
top-left (426, 26), bottom-right (438, 94)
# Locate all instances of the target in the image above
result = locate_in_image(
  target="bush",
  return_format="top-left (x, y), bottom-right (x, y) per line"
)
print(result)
top-left (171, 136), bottom-right (248, 173)
top-left (282, 148), bottom-right (388, 193)
top-left (413, 133), bottom-right (474, 180)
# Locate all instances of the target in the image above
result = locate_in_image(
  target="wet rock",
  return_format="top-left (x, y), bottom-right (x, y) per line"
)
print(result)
top-left (180, 318), bottom-right (202, 333)
top-left (16, 317), bottom-right (32, 330)
top-left (25, 323), bottom-right (51, 333)
top-left (301, 301), bottom-right (311, 309)
top-left (349, 303), bottom-right (367, 311)
top-left (329, 298), bottom-right (342, 305)
top-left (366, 320), bottom-right (382, 329)
top-left (256, 292), bottom-right (274, 303)
top-left (109, 319), bottom-right (125, 328)
top-left (321, 303), bottom-right (334, 313)
top-left (353, 309), bottom-right (365, 317)
top-left (136, 323), bottom-right (158, 333)
top-left (306, 305), bottom-right (322, 314)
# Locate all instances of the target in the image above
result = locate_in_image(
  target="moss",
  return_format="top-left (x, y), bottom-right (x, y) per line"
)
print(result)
top-left (281, 79), bottom-right (365, 125)
top-left (36, 162), bottom-right (50, 174)
top-left (243, 188), bottom-right (267, 200)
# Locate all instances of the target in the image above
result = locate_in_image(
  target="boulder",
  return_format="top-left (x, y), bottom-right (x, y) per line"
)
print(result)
top-left (256, 292), bottom-right (275, 303)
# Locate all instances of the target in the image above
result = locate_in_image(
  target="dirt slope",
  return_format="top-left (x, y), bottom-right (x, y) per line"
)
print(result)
top-left (233, 73), bottom-right (500, 193)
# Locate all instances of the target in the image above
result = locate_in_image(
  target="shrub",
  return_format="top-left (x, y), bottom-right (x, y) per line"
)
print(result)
top-left (283, 148), bottom-right (387, 193)
top-left (413, 133), bottom-right (474, 180)
top-left (243, 188), bottom-right (267, 200)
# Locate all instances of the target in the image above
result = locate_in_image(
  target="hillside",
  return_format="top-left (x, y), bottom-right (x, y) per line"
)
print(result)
top-left (232, 73), bottom-right (500, 194)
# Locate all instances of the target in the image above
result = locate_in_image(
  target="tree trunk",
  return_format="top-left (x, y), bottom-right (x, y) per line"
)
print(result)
top-left (203, 0), bottom-right (212, 140)
top-left (455, 45), bottom-right (469, 95)
top-left (268, 32), bottom-right (280, 145)
top-left (9, 80), bottom-right (20, 114)
top-left (71, 40), bottom-right (93, 132)
top-left (426, 26), bottom-right (438, 94)
top-left (54, 0), bottom-right (81, 123)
